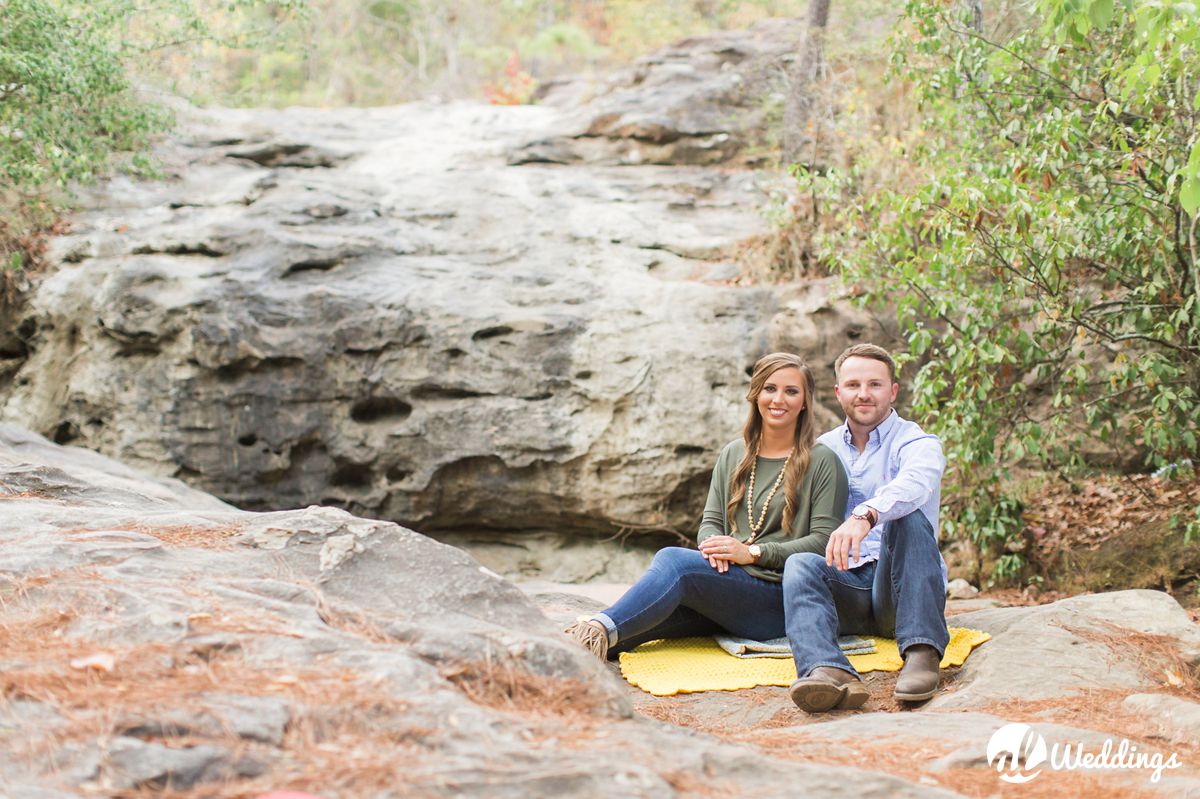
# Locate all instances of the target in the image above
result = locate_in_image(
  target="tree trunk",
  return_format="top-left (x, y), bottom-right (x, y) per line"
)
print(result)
top-left (695, 0), bottom-right (720, 21)
top-left (967, 0), bottom-right (983, 32)
top-left (782, 0), bottom-right (832, 165)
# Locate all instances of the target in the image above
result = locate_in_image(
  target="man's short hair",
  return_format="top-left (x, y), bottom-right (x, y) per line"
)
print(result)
top-left (835, 343), bottom-right (897, 384)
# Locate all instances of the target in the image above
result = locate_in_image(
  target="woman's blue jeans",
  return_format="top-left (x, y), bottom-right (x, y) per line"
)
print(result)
top-left (598, 547), bottom-right (785, 656)
top-left (598, 513), bottom-right (948, 671)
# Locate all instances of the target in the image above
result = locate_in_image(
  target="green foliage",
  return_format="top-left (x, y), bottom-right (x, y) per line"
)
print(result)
top-left (0, 2), bottom-right (129, 267)
top-left (800, 0), bottom-right (1200, 577)
top-left (992, 552), bottom-right (1027, 583)
top-left (139, 0), bottom-right (816, 107)
top-left (1160, 459), bottom-right (1200, 542)
top-left (523, 23), bottom-right (608, 61)
top-left (1, 0), bottom-right (164, 191)
top-left (1184, 504), bottom-right (1200, 544)
top-left (1, 0), bottom-right (169, 271)
top-left (0, 0), bottom-right (303, 269)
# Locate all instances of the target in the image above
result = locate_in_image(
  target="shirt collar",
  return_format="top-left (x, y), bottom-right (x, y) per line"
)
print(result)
top-left (874, 408), bottom-right (899, 442)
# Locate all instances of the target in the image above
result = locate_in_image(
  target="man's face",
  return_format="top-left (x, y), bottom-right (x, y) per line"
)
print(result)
top-left (835, 356), bottom-right (898, 430)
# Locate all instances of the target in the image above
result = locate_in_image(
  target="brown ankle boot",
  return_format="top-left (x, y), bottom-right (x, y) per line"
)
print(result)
top-left (563, 618), bottom-right (609, 660)
top-left (894, 644), bottom-right (940, 701)
top-left (789, 666), bottom-right (869, 713)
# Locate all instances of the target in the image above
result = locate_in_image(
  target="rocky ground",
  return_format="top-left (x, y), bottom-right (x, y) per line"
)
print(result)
top-left (4, 425), bottom-right (1200, 799)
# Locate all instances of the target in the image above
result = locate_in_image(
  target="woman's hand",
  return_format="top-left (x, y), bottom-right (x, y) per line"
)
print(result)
top-left (698, 536), bottom-right (754, 573)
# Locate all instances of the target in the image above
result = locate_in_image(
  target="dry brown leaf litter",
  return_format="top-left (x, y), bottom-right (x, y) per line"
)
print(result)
top-left (1022, 472), bottom-right (1200, 559)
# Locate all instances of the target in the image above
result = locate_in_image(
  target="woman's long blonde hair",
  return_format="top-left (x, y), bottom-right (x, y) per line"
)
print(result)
top-left (726, 353), bottom-right (817, 538)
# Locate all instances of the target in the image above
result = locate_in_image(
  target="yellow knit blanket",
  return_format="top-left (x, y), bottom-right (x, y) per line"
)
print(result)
top-left (619, 627), bottom-right (991, 696)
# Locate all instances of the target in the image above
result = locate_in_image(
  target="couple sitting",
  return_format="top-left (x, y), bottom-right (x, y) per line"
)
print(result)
top-left (565, 344), bottom-right (948, 711)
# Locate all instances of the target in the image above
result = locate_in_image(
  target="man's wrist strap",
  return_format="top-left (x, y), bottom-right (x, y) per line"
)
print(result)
top-left (851, 508), bottom-right (878, 526)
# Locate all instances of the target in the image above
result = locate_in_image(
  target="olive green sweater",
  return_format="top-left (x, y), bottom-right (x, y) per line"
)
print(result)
top-left (697, 441), bottom-right (849, 582)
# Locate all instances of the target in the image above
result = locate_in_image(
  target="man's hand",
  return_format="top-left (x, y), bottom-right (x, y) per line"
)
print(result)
top-left (698, 535), bottom-right (754, 574)
top-left (825, 516), bottom-right (873, 571)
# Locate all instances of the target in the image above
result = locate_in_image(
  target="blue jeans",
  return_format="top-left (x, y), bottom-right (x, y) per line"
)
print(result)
top-left (599, 547), bottom-right (785, 657)
top-left (782, 511), bottom-right (949, 678)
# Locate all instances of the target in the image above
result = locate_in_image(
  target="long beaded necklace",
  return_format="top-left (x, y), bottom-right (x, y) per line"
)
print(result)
top-left (744, 449), bottom-right (792, 543)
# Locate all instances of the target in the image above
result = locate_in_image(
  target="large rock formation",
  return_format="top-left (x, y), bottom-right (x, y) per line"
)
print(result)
top-left (513, 19), bottom-right (801, 167)
top-left (0, 24), bottom-right (890, 537)
top-left (5, 426), bottom-right (1200, 798)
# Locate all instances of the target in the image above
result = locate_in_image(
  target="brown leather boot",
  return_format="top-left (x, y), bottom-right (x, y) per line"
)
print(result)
top-left (789, 667), bottom-right (869, 713)
top-left (894, 644), bottom-right (940, 701)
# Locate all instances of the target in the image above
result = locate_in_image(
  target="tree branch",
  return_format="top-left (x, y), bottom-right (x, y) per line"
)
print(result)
top-left (945, 22), bottom-right (1091, 105)
top-left (1069, 313), bottom-right (1200, 359)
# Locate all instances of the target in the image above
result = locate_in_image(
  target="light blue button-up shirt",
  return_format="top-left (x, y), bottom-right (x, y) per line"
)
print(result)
top-left (817, 409), bottom-right (946, 578)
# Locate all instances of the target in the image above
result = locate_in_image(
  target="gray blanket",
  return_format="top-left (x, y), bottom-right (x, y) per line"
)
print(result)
top-left (714, 634), bottom-right (876, 658)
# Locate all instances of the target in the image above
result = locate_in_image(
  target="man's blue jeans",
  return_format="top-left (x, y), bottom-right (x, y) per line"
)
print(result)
top-left (598, 547), bottom-right (785, 656)
top-left (782, 511), bottom-right (949, 679)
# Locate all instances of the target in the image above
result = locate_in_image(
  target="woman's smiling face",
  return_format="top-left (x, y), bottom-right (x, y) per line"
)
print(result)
top-left (756, 366), bottom-right (806, 434)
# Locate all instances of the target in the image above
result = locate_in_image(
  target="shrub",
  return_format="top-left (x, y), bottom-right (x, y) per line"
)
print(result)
top-left (802, 0), bottom-right (1200, 575)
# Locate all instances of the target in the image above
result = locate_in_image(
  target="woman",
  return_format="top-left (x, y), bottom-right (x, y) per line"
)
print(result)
top-left (565, 352), bottom-right (849, 659)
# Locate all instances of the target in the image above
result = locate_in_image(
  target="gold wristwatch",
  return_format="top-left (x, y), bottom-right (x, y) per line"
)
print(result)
top-left (748, 544), bottom-right (762, 561)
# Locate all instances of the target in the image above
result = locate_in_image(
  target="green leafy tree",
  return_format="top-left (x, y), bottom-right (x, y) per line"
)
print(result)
top-left (1, 0), bottom-right (303, 270)
top-left (804, 0), bottom-right (1200, 575)
top-left (139, 0), bottom-right (824, 107)
top-left (1, 0), bottom-right (153, 268)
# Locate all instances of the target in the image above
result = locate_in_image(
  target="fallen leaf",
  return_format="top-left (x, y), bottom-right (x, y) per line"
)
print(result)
top-left (69, 652), bottom-right (115, 673)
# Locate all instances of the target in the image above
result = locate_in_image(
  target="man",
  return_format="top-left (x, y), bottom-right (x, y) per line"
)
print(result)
top-left (783, 343), bottom-right (949, 712)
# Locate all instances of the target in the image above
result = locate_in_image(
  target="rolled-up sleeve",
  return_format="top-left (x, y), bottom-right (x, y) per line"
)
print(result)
top-left (867, 435), bottom-right (945, 527)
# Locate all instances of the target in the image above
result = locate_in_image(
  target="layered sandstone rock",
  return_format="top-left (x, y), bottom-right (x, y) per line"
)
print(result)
top-left (512, 18), bottom-right (801, 167)
top-left (0, 25), bottom-right (888, 537)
